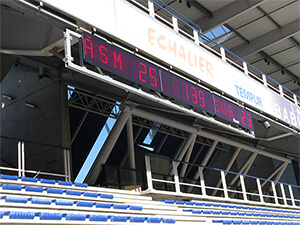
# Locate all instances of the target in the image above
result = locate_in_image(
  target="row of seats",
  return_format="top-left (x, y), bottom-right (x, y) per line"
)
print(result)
top-left (0, 211), bottom-right (176, 223)
top-left (213, 220), bottom-right (300, 225)
top-left (0, 174), bottom-right (88, 187)
top-left (1, 195), bottom-right (142, 210)
top-left (183, 209), bottom-right (300, 219)
top-left (157, 200), bottom-right (300, 215)
top-left (0, 183), bottom-right (114, 199)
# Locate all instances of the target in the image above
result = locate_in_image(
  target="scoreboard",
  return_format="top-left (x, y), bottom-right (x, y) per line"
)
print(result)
top-left (82, 32), bottom-right (254, 131)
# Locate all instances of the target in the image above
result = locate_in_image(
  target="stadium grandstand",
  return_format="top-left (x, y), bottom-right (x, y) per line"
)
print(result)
top-left (0, 0), bottom-right (299, 224)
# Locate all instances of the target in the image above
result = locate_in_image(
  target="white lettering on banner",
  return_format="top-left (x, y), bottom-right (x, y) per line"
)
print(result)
top-left (235, 85), bottom-right (263, 107)
top-left (148, 28), bottom-right (214, 78)
top-left (274, 102), bottom-right (300, 128)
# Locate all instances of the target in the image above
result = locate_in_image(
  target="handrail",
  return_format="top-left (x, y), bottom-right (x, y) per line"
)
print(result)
top-left (146, 154), bottom-right (299, 189)
top-left (145, 154), bottom-right (300, 207)
top-left (131, 0), bottom-right (300, 104)
top-left (0, 135), bottom-right (71, 151)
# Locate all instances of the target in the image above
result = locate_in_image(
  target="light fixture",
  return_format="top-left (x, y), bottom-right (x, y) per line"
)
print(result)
top-left (24, 102), bottom-right (37, 109)
top-left (281, 70), bottom-right (285, 75)
top-left (179, 0), bottom-right (182, 3)
top-left (186, 1), bottom-right (191, 8)
top-left (263, 120), bottom-right (271, 129)
top-left (2, 94), bottom-right (14, 100)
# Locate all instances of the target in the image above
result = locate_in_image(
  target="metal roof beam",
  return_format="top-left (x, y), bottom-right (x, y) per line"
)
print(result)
top-left (259, 51), bottom-right (299, 82)
top-left (231, 19), bottom-right (300, 58)
top-left (186, 0), bottom-right (213, 18)
top-left (195, 0), bottom-right (265, 32)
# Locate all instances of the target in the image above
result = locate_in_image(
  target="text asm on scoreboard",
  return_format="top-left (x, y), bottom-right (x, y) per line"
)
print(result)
top-left (82, 32), bottom-right (254, 131)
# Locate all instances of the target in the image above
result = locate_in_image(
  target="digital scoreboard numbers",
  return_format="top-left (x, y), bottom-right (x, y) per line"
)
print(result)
top-left (161, 70), bottom-right (215, 114)
top-left (82, 32), bottom-right (255, 132)
top-left (213, 95), bottom-right (253, 130)
top-left (83, 32), bottom-right (162, 92)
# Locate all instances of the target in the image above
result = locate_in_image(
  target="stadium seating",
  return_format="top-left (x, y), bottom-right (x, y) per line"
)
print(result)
top-left (0, 174), bottom-right (299, 224)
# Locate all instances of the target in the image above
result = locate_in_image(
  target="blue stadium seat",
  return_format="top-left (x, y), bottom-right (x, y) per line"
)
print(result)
top-left (213, 220), bottom-right (224, 223)
top-left (0, 211), bottom-right (4, 218)
top-left (212, 211), bottom-right (221, 215)
top-left (228, 205), bottom-right (235, 209)
top-left (21, 177), bottom-right (38, 183)
top-left (246, 213), bottom-right (253, 216)
top-left (259, 214), bottom-right (266, 217)
top-left (2, 184), bottom-right (22, 191)
top-left (111, 216), bottom-right (128, 222)
top-left (165, 200), bottom-right (175, 204)
top-left (130, 217), bottom-right (146, 223)
top-left (221, 204), bottom-right (229, 208)
top-left (236, 206), bottom-right (242, 209)
top-left (192, 210), bottom-right (203, 214)
top-left (55, 199), bottom-right (74, 206)
top-left (266, 222), bottom-right (273, 225)
top-left (230, 212), bottom-right (238, 216)
top-left (175, 200), bottom-right (185, 204)
top-left (213, 203), bottom-right (221, 207)
top-left (58, 181), bottom-right (72, 186)
top-left (100, 193), bottom-right (113, 199)
top-left (31, 197), bottom-right (52, 205)
top-left (83, 192), bottom-right (98, 198)
top-left (76, 201), bottom-right (94, 207)
top-left (242, 221), bottom-right (250, 225)
top-left (203, 210), bottom-right (212, 214)
top-left (223, 220), bottom-right (232, 224)
top-left (242, 206), bottom-right (249, 210)
top-left (221, 211), bottom-right (230, 215)
top-left (89, 215), bottom-right (108, 221)
top-left (25, 186), bottom-right (43, 192)
top-left (195, 202), bottom-right (204, 206)
top-left (163, 218), bottom-right (176, 224)
top-left (66, 213), bottom-right (86, 221)
top-left (74, 182), bottom-right (88, 188)
top-left (250, 221), bottom-right (258, 225)
top-left (65, 190), bottom-right (82, 196)
top-left (258, 221), bottom-right (266, 225)
top-left (204, 203), bottom-right (213, 207)
top-left (186, 201), bottom-right (195, 206)
top-left (40, 178), bottom-right (56, 184)
top-left (46, 188), bottom-right (64, 194)
top-left (238, 212), bottom-right (246, 216)
top-left (147, 218), bottom-right (162, 223)
top-left (3, 196), bottom-right (28, 203)
top-left (96, 203), bottom-right (112, 208)
top-left (40, 212), bottom-right (63, 220)
top-left (0, 174), bottom-right (18, 181)
top-left (249, 207), bottom-right (255, 210)
top-left (130, 205), bottom-right (143, 210)
top-left (9, 211), bottom-right (35, 219)
top-left (113, 204), bottom-right (128, 210)
top-left (233, 221), bottom-right (242, 225)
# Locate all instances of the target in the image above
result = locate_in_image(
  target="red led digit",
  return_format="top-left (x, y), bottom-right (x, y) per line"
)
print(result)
top-left (84, 38), bottom-right (93, 58)
top-left (173, 79), bottom-right (180, 97)
top-left (191, 87), bottom-right (197, 104)
top-left (182, 83), bottom-right (189, 100)
top-left (149, 67), bottom-right (157, 87)
top-left (214, 98), bottom-right (219, 112)
top-left (113, 52), bottom-right (122, 71)
top-left (241, 110), bottom-right (247, 126)
top-left (228, 106), bottom-right (233, 118)
top-left (247, 113), bottom-right (252, 128)
top-left (99, 46), bottom-right (108, 64)
top-left (199, 90), bottom-right (205, 107)
top-left (139, 63), bottom-right (147, 83)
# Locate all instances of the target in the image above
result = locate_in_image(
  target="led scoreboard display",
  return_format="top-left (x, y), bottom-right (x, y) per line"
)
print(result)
top-left (82, 32), bottom-right (254, 131)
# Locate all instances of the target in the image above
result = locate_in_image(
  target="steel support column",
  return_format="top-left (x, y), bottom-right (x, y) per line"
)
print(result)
top-left (180, 134), bottom-right (197, 177)
top-left (126, 115), bottom-right (135, 170)
top-left (86, 105), bottom-right (132, 184)
top-left (212, 147), bottom-right (241, 196)
top-left (261, 162), bottom-right (289, 187)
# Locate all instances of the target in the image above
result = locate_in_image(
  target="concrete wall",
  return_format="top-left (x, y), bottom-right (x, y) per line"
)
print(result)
top-left (0, 65), bottom-right (70, 178)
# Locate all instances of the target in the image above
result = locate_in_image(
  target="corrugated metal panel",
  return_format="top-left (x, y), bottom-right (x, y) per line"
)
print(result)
top-left (196, 0), bottom-right (235, 12)
top-left (270, 1), bottom-right (300, 26)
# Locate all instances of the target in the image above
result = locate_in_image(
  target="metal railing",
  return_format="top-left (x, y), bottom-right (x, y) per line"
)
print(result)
top-left (145, 154), bottom-right (300, 207)
top-left (127, 0), bottom-right (300, 106)
top-left (0, 136), bottom-right (71, 181)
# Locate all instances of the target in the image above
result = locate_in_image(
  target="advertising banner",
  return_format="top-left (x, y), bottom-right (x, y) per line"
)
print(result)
top-left (42, 0), bottom-right (300, 129)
